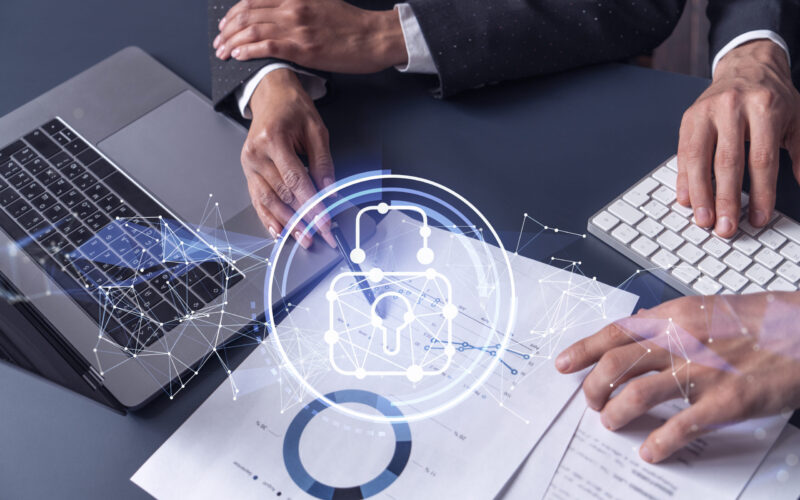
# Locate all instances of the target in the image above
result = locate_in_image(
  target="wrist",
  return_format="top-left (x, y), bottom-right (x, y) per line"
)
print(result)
top-left (714, 40), bottom-right (791, 82)
top-left (367, 8), bottom-right (408, 69)
top-left (251, 68), bottom-right (302, 108)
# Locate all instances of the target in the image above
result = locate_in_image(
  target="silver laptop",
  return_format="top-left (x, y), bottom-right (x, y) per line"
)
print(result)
top-left (0, 47), bottom-right (348, 409)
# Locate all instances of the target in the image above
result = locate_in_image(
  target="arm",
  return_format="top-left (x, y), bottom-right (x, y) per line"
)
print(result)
top-left (676, 0), bottom-right (800, 238)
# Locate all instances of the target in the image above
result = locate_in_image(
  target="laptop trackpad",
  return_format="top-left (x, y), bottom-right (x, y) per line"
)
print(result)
top-left (97, 90), bottom-right (250, 226)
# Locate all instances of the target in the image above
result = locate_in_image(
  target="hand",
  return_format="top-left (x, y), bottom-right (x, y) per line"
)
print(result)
top-left (242, 68), bottom-right (336, 249)
top-left (213, 0), bottom-right (408, 73)
top-left (677, 40), bottom-right (800, 238)
top-left (555, 292), bottom-right (800, 463)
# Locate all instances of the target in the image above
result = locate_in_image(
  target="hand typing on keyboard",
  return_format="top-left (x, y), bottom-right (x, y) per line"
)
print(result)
top-left (240, 68), bottom-right (336, 249)
top-left (556, 291), bottom-right (800, 464)
top-left (676, 40), bottom-right (800, 238)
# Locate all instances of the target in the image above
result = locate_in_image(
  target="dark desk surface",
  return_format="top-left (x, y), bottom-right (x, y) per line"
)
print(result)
top-left (2, 1), bottom-right (799, 499)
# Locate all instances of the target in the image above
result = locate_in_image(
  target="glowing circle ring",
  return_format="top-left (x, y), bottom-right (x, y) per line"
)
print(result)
top-left (267, 173), bottom-right (517, 423)
top-left (282, 390), bottom-right (411, 499)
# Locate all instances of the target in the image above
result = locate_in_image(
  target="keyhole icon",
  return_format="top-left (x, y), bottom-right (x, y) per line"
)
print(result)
top-left (371, 292), bottom-right (414, 357)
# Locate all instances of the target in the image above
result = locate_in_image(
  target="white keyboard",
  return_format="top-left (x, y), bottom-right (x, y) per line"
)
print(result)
top-left (588, 155), bottom-right (800, 296)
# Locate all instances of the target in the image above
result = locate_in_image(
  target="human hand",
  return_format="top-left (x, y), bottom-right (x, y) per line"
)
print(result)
top-left (677, 40), bottom-right (800, 238)
top-left (213, 0), bottom-right (408, 73)
top-left (555, 292), bottom-right (800, 463)
top-left (241, 68), bottom-right (335, 249)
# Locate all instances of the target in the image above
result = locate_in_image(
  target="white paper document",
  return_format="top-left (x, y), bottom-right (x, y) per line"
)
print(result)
top-left (132, 214), bottom-right (638, 499)
top-left (739, 423), bottom-right (800, 499)
top-left (545, 401), bottom-right (789, 499)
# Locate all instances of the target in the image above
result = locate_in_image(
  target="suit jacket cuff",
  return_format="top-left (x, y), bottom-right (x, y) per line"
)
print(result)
top-left (235, 64), bottom-right (328, 119)
top-left (394, 3), bottom-right (437, 74)
top-left (711, 30), bottom-right (791, 76)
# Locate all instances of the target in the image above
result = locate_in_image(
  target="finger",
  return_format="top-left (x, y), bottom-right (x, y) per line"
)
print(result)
top-left (246, 168), bottom-right (313, 249)
top-left (556, 321), bottom-right (639, 374)
top-left (711, 116), bottom-right (745, 237)
top-left (676, 155), bottom-right (690, 206)
top-left (582, 342), bottom-right (670, 411)
top-left (678, 115), bottom-right (716, 228)
top-left (747, 114), bottom-right (781, 227)
top-left (232, 40), bottom-right (299, 62)
top-left (789, 127), bottom-right (800, 185)
top-left (218, 22), bottom-right (280, 59)
top-left (600, 371), bottom-right (684, 431)
top-left (640, 390), bottom-right (742, 463)
top-left (245, 173), bottom-right (283, 240)
top-left (220, 0), bottom-right (280, 31)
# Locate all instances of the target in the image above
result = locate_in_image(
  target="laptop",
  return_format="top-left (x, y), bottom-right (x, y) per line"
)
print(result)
top-left (0, 47), bottom-right (348, 410)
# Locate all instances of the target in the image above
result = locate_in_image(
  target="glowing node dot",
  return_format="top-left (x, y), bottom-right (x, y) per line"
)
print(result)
top-left (406, 364), bottom-right (423, 383)
top-left (403, 311), bottom-right (415, 323)
top-left (371, 315), bottom-right (383, 327)
top-left (419, 225), bottom-right (432, 238)
top-left (324, 329), bottom-right (339, 345)
top-left (368, 267), bottom-right (384, 283)
top-left (355, 368), bottom-right (366, 379)
top-left (416, 247), bottom-right (434, 265)
top-left (350, 248), bottom-right (366, 264)
top-left (325, 290), bottom-right (338, 302)
top-left (425, 268), bottom-right (437, 280)
top-left (444, 344), bottom-right (456, 356)
top-left (442, 303), bottom-right (458, 320)
top-left (377, 202), bottom-right (389, 214)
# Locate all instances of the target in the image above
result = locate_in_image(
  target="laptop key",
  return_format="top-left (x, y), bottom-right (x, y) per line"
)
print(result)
top-left (59, 188), bottom-right (85, 209)
top-left (65, 138), bottom-right (89, 155)
top-left (0, 140), bottom-right (25, 162)
top-left (43, 202), bottom-right (67, 223)
top-left (192, 276), bottom-right (225, 303)
top-left (36, 166), bottom-right (60, 186)
top-left (25, 157), bottom-right (48, 176)
top-left (138, 286), bottom-right (163, 310)
top-left (0, 159), bottom-right (20, 178)
top-left (97, 193), bottom-right (124, 214)
top-left (85, 212), bottom-right (111, 233)
top-left (63, 162), bottom-right (85, 180)
top-left (32, 191), bottom-right (56, 213)
top-left (49, 151), bottom-right (72, 169)
top-left (7, 199), bottom-right (32, 219)
top-left (18, 210), bottom-right (44, 231)
top-left (76, 148), bottom-right (100, 166)
top-left (42, 119), bottom-right (64, 136)
top-left (20, 181), bottom-right (45, 201)
top-left (54, 133), bottom-right (70, 146)
top-left (74, 200), bottom-right (97, 220)
top-left (148, 301), bottom-right (181, 330)
top-left (49, 178), bottom-right (70, 197)
top-left (66, 226), bottom-right (92, 247)
top-left (57, 215), bottom-right (80, 235)
top-left (88, 158), bottom-right (115, 180)
top-left (0, 188), bottom-right (20, 207)
top-left (12, 147), bottom-right (37, 164)
top-left (9, 170), bottom-right (33, 189)
top-left (87, 183), bottom-right (110, 202)
top-left (74, 172), bottom-right (98, 191)
top-left (24, 130), bottom-right (60, 159)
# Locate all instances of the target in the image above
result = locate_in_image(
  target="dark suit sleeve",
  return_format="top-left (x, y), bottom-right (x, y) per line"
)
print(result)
top-left (207, 0), bottom-right (329, 116)
top-left (707, 0), bottom-right (800, 85)
top-left (404, 0), bottom-right (687, 98)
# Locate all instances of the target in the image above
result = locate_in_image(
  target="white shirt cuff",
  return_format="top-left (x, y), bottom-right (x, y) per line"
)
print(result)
top-left (235, 63), bottom-right (328, 119)
top-left (394, 3), bottom-right (437, 74)
top-left (712, 30), bottom-right (792, 76)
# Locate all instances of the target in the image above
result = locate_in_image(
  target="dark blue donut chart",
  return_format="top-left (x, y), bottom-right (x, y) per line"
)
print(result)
top-left (282, 390), bottom-right (412, 500)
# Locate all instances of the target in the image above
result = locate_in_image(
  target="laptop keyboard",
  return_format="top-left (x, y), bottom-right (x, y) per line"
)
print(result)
top-left (588, 155), bottom-right (800, 296)
top-left (0, 118), bottom-right (244, 353)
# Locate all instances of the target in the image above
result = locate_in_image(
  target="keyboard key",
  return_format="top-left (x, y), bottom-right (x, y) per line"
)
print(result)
top-left (32, 192), bottom-right (56, 213)
top-left (636, 218), bottom-right (663, 239)
top-left (19, 181), bottom-right (45, 201)
top-left (656, 230), bottom-right (683, 251)
top-left (59, 188), bottom-right (85, 209)
top-left (632, 236), bottom-right (658, 257)
top-left (661, 212), bottom-right (688, 232)
top-left (780, 241), bottom-right (800, 262)
top-left (652, 167), bottom-right (677, 187)
top-left (0, 159), bottom-right (20, 178)
top-left (0, 140), bottom-right (25, 162)
top-left (754, 247), bottom-right (782, 269)
top-left (65, 138), bottom-right (89, 155)
top-left (43, 119), bottom-right (64, 135)
top-left (722, 250), bottom-right (752, 272)
top-left (9, 170), bottom-right (33, 189)
top-left (609, 199), bottom-right (644, 225)
top-left (62, 162), bottom-right (85, 180)
top-left (97, 193), bottom-right (124, 214)
top-left (66, 226), bottom-right (92, 247)
top-left (652, 186), bottom-right (676, 205)
top-left (76, 148), bottom-right (100, 166)
top-left (50, 151), bottom-right (72, 169)
top-left (192, 276), bottom-right (225, 303)
top-left (633, 177), bottom-right (659, 195)
top-left (85, 212), bottom-right (111, 233)
top-left (773, 217), bottom-right (800, 244)
top-left (623, 189), bottom-right (649, 208)
top-left (672, 265), bottom-right (700, 284)
top-left (57, 215), bottom-right (80, 235)
top-left (719, 270), bottom-right (747, 292)
top-left (12, 147), bottom-right (37, 164)
top-left (61, 128), bottom-right (77, 141)
top-left (745, 263), bottom-right (774, 286)
top-left (25, 157), bottom-right (48, 176)
top-left (682, 225), bottom-right (710, 246)
top-left (759, 229), bottom-right (786, 250)
top-left (88, 158), bottom-right (115, 180)
top-left (109, 203), bottom-right (135, 220)
top-left (86, 183), bottom-right (111, 203)
top-left (742, 283), bottom-right (765, 294)
top-left (641, 200), bottom-right (668, 219)
top-left (43, 203), bottom-right (67, 223)
top-left (148, 301), bottom-right (181, 329)
top-left (18, 210), bottom-right (44, 231)
top-left (698, 256), bottom-right (725, 278)
top-left (35, 166), bottom-right (60, 186)
top-left (74, 172), bottom-right (97, 190)
top-left (54, 133), bottom-right (70, 146)
top-left (592, 211), bottom-right (619, 232)
top-left (732, 234), bottom-right (760, 256)
top-left (738, 219), bottom-right (762, 237)
top-left (776, 261), bottom-right (800, 284)
top-left (74, 200), bottom-right (97, 220)
top-left (137, 286), bottom-right (163, 310)
top-left (49, 178), bottom-right (70, 197)
top-left (767, 277), bottom-right (796, 292)
top-left (702, 237), bottom-right (730, 259)
top-left (677, 242), bottom-right (704, 264)
top-left (24, 129), bottom-right (60, 159)
top-left (166, 284), bottom-right (205, 314)
top-left (651, 249), bottom-right (679, 269)
top-left (671, 202), bottom-right (693, 217)
top-left (0, 188), bottom-right (20, 207)
top-left (693, 276), bottom-right (722, 295)
top-left (7, 199), bottom-right (32, 219)
top-left (665, 156), bottom-right (678, 171)
top-left (611, 223), bottom-right (637, 244)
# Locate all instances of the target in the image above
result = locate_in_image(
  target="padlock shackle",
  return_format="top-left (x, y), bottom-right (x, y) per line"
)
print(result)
top-left (352, 203), bottom-right (433, 265)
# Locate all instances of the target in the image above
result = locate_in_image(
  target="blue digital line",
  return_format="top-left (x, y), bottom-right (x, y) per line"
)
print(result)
top-left (425, 339), bottom-right (529, 376)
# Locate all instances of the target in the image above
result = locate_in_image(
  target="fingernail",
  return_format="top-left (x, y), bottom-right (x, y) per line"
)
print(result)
top-left (322, 176), bottom-right (335, 189)
top-left (268, 226), bottom-right (278, 241)
top-left (695, 207), bottom-right (712, 227)
top-left (231, 47), bottom-right (240, 58)
top-left (715, 216), bottom-right (733, 236)
top-left (216, 46), bottom-right (225, 58)
top-left (213, 35), bottom-right (220, 49)
top-left (555, 352), bottom-right (570, 372)
top-left (600, 412), bottom-right (614, 430)
top-left (640, 445), bottom-right (654, 463)
top-left (752, 210), bottom-right (768, 227)
top-left (295, 231), bottom-right (310, 249)
top-left (219, 17), bottom-right (227, 29)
